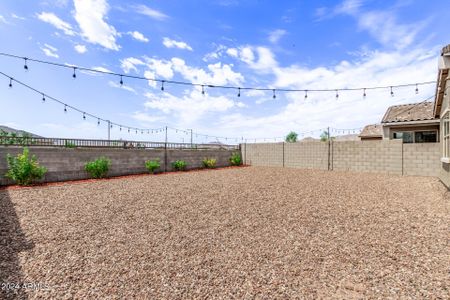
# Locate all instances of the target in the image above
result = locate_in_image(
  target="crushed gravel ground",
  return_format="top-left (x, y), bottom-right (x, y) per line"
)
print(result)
top-left (1, 166), bottom-right (449, 299)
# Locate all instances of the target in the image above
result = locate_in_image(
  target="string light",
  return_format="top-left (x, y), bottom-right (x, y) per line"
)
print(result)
top-left (273, 89), bottom-right (276, 99)
top-left (390, 86), bottom-right (394, 97)
top-left (120, 75), bottom-right (123, 86)
top-left (23, 58), bottom-right (28, 71)
top-left (64, 105), bottom-right (67, 113)
top-left (0, 52), bottom-right (437, 100)
top-left (415, 84), bottom-right (419, 94)
top-left (97, 118), bottom-right (100, 125)
top-left (335, 90), bottom-right (339, 99)
top-left (72, 67), bottom-right (76, 79)
top-left (363, 88), bottom-right (367, 98)
top-left (110, 124), bottom-right (113, 129)
top-left (8, 77), bottom-right (12, 88)
top-left (237, 87), bottom-right (241, 97)
top-left (305, 90), bottom-right (308, 99)
top-left (201, 85), bottom-right (205, 95)
top-left (42, 93), bottom-right (45, 103)
top-left (83, 113), bottom-right (86, 120)
top-left (120, 126), bottom-right (122, 131)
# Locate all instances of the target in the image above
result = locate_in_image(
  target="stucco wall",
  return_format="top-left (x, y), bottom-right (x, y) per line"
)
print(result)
top-left (0, 147), bottom-right (238, 185)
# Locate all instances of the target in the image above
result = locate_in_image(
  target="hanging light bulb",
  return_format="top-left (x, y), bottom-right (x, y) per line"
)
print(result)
top-left (72, 67), bottom-right (77, 79)
top-left (64, 105), bottom-right (67, 113)
top-left (161, 80), bottom-right (165, 91)
top-left (201, 85), bottom-right (205, 95)
top-left (237, 87), bottom-right (241, 97)
top-left (415, 84), bottom-right (419, 94)
top-left (141, 130), bottom-right (144, 134)
top-left (335, 90), bottom-right (339, 99)
top-left (120, 126), bottom-right (122, 131)
top-left (110, 124), bottom-right (113, 129)
top-left (273, 89), bottom-right (276, 99)
top-left (120, 75), bottom-right (123, 86)
top-left (135, 129), bottom-right (138, 134)
top-left (23, 58), bottom-right (28, 71)
top-left (83, 113), bottom-right (86, 120)
top-left (128, 128), bottom-right (130, 133)
top-left (305, 90), bottom-right (308, 99)
top-left (390, 86), bottom-right (394, 97)
top-left (42, 93), bottom-right (46, 103)
top-left (8, 78), bottom-right (12, 88)
top-left (97, 118), bottom-right (100, 126)
top-left (363, 88), bottom-right (367, 98)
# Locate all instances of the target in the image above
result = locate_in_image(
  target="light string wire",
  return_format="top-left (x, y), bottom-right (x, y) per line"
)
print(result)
top-left (1, 71), bottom-right (165, 134)
top-left (0, 52), bottom-right (437, 95)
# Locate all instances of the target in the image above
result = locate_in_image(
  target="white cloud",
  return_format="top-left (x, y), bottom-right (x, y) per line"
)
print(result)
top-left (120, 57), bottom-right (145, 73)
top-left (37, 12), bottom-right (76, 35)
top-left (11, 13), bottom-right (26, 20)
top-left (134, 4), bottom-right (168, 21)
top-left (162, 37), bottom-right (193, 51)
top-left (143, 57), bottom-right (174, 79)
top-left (108, 81), bottom-right (137, 94)
top-left (128, 31), bottom-right (149, 42)
top-left (231, 46), bottom-right (277, 72)
top-left (41, 44), bottom-right (59, 58)
top-left (143, 90), bottom-right (243, 123)
top-left (0, 15), bottom-right (8, 24)
top-left (268, 29), bottom-right (287, 43)
top-left (73, 0), bottom-right (120, 51)
top-left (74, 44), bottom-right (87, 53)
top-left (132, 112), bottom-right (166, 124)
top-left (226, 48), bottom-right (238, 57)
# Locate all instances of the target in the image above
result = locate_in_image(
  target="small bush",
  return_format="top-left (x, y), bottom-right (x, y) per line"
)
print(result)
top-left (64, 141), bottom-right (76, 148)
top-left (230, 152), bottom-right (242, 166)
top-left (85, 157), bottom-right (111, 179)
top-left (145, 159), bottom-right (161, 174)
top-left (172, 160), bottom-right (187, 171)
top-left (5, 148), bottom-right (47, 185)
top-left (202, 158), bottom-right (217, 169)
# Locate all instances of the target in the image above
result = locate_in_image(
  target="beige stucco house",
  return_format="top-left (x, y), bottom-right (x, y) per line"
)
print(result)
top-left (359, 102), bottom-right (439, 142)
top-left (434, 44), bottom-right (450, 186)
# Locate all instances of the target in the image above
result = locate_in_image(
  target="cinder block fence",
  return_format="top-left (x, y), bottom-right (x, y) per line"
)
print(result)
top-left (242, 140), bottom-right (441, 177)
top-left (0, 147), bottom-right (239, 185)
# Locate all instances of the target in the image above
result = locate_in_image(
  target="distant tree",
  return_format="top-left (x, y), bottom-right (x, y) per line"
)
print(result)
top-left (320, 131), bottom-right (329, 142)
top-left (285, 131), bottom-right (298, 143)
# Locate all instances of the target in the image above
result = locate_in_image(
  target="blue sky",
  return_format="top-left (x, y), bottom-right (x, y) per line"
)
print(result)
top-left (0, 0), bottom-right (449, 143)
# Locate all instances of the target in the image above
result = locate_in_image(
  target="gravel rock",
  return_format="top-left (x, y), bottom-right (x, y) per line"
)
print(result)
top-left (1, 167), bottom-right (449, 299)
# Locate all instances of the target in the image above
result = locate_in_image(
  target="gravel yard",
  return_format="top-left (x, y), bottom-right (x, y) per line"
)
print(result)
top-left (1, 166), bottom-right (449, 299)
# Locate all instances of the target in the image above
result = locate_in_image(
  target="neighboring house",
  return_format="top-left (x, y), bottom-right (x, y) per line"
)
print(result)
top-left (359, 124), bottom-right (382, 141)
top-left (380, 101), bottom-right (439, 143)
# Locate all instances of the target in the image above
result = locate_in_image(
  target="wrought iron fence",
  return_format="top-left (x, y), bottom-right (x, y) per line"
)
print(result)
top-left (0, 135), bottom-right (240, 151)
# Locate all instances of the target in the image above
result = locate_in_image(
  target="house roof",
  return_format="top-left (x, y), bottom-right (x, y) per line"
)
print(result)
top-left (381, 101), bottom-right (437, 123)
top-left (359, 124), bottom-right (382, 138)
top-left (433, 44), bottom-right (450, 117)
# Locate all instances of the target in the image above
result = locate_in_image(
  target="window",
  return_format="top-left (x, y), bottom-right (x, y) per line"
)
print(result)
top-left (443, 112), bottom-right (450, 159)
top-left (415, 131), bottom-right (437, 143)
top-left (393, 131), bottom-right (413, 143)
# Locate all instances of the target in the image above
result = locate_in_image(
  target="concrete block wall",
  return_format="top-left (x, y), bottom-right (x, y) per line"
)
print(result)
top-left (0, 147), bottom-right (237, 185)
top-left (332, 140), bottom-right (403, 174)
top-left (403, 143), bottom-right (440, 176)
top-left (243, 143), bottom-right (283, 167)
top-left (244, 140), bottom-right (441, 177)
top-left (285, 142), bottom-right (328, 170)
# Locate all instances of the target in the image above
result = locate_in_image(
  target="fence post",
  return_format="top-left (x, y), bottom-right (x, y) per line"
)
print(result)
top-left (327, 126), bottom-right (331, 171)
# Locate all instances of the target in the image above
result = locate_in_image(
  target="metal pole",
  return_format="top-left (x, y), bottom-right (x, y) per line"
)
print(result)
top-left (189, 129), bottom-right (193, 147)
top-left (164, 126), bottom-right (168, 172)
top-left (327, 126), bottom-right (330, 171)
top-left (107, 120), bottom-right (111, 140)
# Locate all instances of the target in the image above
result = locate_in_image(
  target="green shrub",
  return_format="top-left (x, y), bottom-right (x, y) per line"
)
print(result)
top-left (64, 141), bottom-right (76, 148)
top-left (5, 148), bottom-right (47, 185)
top-left (172, 160), bottom-right (187, 171)
top-left (230, 152), bottom-right (242, 166)
top-left (202, 158), bottom-right (217, 169)
top-left (145, 159), bottom-right (161, 174)
top-left (85, 157), bottom-right (111, 179)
